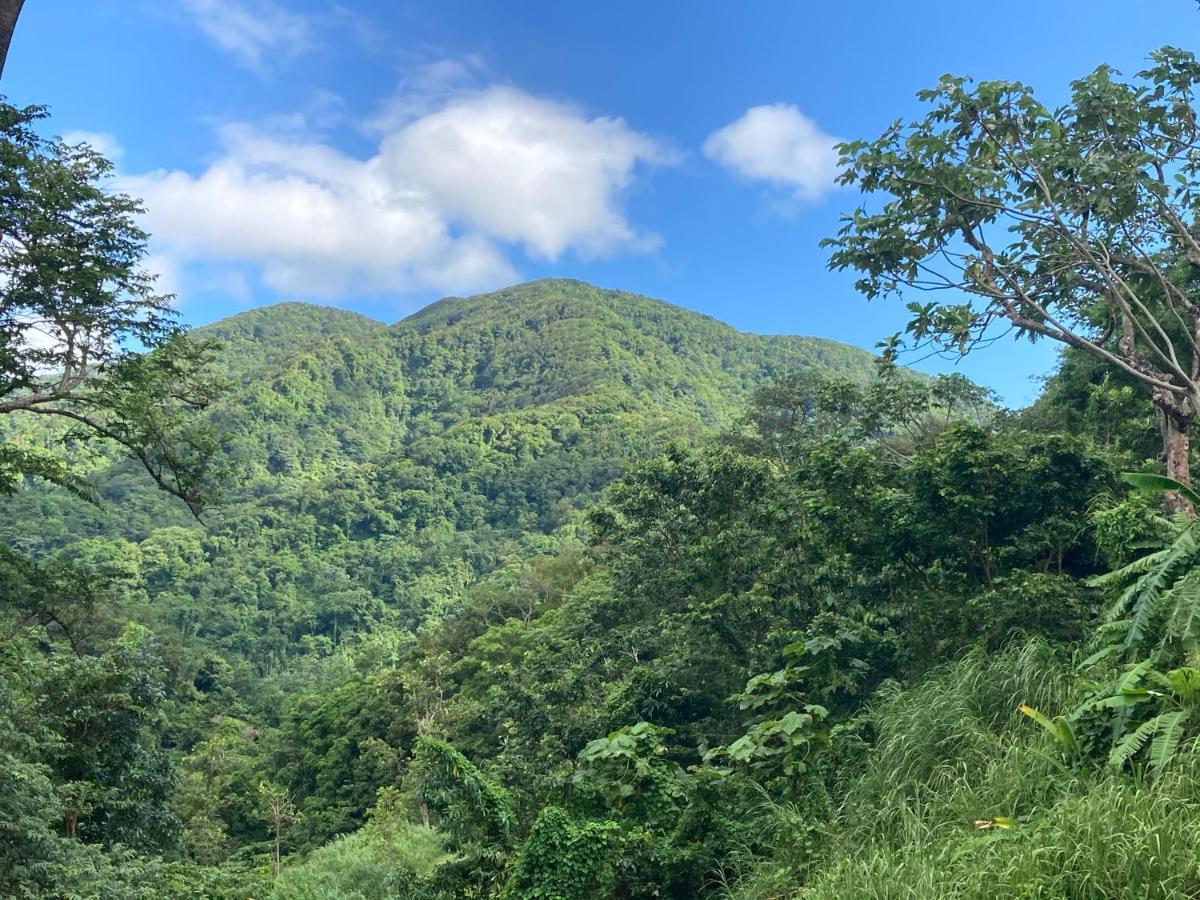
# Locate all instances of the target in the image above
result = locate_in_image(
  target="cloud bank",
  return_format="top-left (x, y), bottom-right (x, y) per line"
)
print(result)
top-left (119, 84), bottom-right (669, 300)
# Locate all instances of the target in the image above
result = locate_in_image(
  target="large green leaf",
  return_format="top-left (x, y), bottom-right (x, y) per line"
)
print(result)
top-left (1122, 472), bottom-right (1200, 510)
top-left (1149, 709), bottom-right (1190, 770)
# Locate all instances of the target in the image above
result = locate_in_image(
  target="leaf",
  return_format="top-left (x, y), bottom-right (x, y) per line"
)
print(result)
top-left (1167, 667), bottom-right (1200, 701)
top-left (1109, 713), bottom-right (1166, 769)
top-left (1090, 691), bottom-right (1151, 711)
top-left (1077, 643), bottom-right (1121, 670)
top-left (1122, 472), bottom-right (1200, 510)
top-left (1117, 658), bottom-right (1156, 693)
top-left (1017, 704), bottom-right (1056, 735)
top-left (1149, 709), bottom-right (1189, 770)
top-left (1054, 719), bottom-right (1078, 756)
top-left (1018, 705), bottom-right (1076, 755)
top-left (973, 816), bottom-right (1017, 830)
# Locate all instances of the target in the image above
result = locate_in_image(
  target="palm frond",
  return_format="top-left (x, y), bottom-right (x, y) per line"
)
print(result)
top-left (1162, 571), bottom-right (1200, 649)
top-left (1126, 530), bottom-right (1200, 647)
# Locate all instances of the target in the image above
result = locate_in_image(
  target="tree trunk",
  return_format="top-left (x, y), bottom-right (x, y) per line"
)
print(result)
top-left (1161, 406), bottom-right (1195, 518)
top-left (0, 0), bottom-right (24, 80)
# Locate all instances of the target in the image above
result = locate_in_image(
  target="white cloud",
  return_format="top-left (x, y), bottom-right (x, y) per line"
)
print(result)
top-left (380, 87), bottom-right (669, 259)
top-left (365, 56), bottom-right (490, 133)
top-left (181, 0), bottom-right (312, 70)
top-left (703, 104), bottom-right (841, 200)
top-left (61, 130), bottom-right (124, 163)
top-left (115, 84), bottom-right (668, 300)
top-left (141, 253), bottom-right (185, 299)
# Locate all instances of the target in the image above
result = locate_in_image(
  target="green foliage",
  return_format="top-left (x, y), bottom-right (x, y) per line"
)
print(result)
top-left (1090, 476), bottom-right (1200, 654)
top-left (54, 844), bottom-right (266, 899)
top-left (824, 48), bottom-right (1200, 399)
top-left (1, 279), bottom-right (875, 681)
top-left (411, 737), bottom-right (515, 850)
top-left (572, 722), bottom-right (687, 824)
top-left (501, 807), bottom-right (617, 900)
top-left (0, 160), bottom-right (1180, 899)
top-left (824, 46), bottom-right (1200, 504)
top-left (799, 764), bottom-right (1200, 899)
top-left (269, 821), bottom-right (446, 900)
top-left (9, 63), bottom-right (1195, 900)
top-left (35, 623), bottom-right (178, 850)
top-left (0, 101), bottom-right (225, 516)
top-left (1071, 660), bottom-right (1200, 774)
top-left (705, 669), bottom-right (829, 785)
top-left (0, 644), bottom-right (64, 895)
top-left (281, 671), bottom-right (413, 849)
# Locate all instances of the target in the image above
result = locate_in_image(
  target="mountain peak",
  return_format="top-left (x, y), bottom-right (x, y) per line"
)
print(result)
top-left (196, 301), bottom-right (384, 336)
top-left (400, 279), bottom-right (747, 337)
top-left (193, 302), bottom-right (386, 383)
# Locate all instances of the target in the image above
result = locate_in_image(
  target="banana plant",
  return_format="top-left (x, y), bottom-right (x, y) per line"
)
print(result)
top-left (1021, 660), bottom-right (1200, 774)
top-left (1089, 473), bottom-right (1200, 654)
top-left (1017, 705), bottom-right (1075, 763)
top-left (1017, 703), bottom-right (1079, 768)
top-left (1093, 662), bottom-right (1200, 772)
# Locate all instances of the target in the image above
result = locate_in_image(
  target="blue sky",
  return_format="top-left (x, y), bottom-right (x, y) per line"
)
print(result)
top-left (5, 1), bottom-right (1200, 404)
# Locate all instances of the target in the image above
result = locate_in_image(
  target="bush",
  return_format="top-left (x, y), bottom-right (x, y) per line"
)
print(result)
top-left (269, 823), bottom-right (447, 900)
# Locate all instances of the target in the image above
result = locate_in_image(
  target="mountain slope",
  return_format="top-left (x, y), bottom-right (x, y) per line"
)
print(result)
top-left (394, 279), bottom-right (869, 423)
top-left (195, 301), bottom-right (385, 384)
top-left (0, 280), bottom-right (876, 673)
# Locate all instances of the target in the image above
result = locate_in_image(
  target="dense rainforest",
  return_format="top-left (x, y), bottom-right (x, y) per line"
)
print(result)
top-left (10, 41), bottom-right (1200, 900)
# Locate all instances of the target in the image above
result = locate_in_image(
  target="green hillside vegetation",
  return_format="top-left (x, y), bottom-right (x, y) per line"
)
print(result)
top-left (11, 46), bottom-right (1200, 900)
top-left (0, 279), bottom-right (877, 692)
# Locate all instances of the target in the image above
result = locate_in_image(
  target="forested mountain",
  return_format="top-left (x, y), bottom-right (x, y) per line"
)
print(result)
top-left (14, 44), bottom-right (1200, 900)
top-left (0, 279), bottom-right (876, 682)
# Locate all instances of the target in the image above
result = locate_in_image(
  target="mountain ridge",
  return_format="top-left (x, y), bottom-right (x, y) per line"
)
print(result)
top-left (196, 278), bottom-right (870, 360)
top-left (1, 278), bottom-right (880, 672)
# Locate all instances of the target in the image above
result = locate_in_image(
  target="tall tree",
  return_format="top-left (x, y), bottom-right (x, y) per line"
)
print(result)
top-left (0, 0), bottom-right (22, 80)
top-left (0, 99), bottom-right (223, 517)
top-left (825, 48), bottom-right (1200, 514)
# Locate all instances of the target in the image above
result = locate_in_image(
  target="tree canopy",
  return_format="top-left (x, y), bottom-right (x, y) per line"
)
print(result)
top-left (825, 48), bottom-right (1200, 510)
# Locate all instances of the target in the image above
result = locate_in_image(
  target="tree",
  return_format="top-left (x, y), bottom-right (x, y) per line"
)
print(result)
top-left (0, 1), bottom-right (22, 80)
top-left (825, 48), bottom-right (1200, 514)
top-left (35, 624), bottom-right (178, 850)
top-left (0, 99), bottom-right (223, 516)
top-left (258, 781), bottom-right (299, 878)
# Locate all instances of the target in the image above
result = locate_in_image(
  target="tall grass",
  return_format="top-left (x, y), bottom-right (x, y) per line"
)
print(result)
top-left (805, 767), bottom-right (1200, 899)
top-left (727, 641), bottom-right (1200, 899)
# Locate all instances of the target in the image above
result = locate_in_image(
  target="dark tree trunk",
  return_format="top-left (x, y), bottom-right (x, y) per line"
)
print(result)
top-left (1160, 405), bottom-right (1195, 518)
top-left (0, 0), bottom-right (23, 80)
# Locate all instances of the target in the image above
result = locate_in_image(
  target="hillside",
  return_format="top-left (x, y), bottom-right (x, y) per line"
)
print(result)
top-left (0, 279), bottom-right (876, 674)
top-left (2, 278), bottom-right (1169, 899)
top-left (194, 302), bottom-right (386, 384)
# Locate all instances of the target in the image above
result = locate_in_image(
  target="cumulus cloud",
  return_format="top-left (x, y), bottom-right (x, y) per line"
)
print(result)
top-left (181, 0), bottom-right (312, 70)
top-left (379, 87), bottom-right (669, 259)
top-left (703, 104), bottom-right (841, 200)
top-left (115, 84), bottom-right (668, 300)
